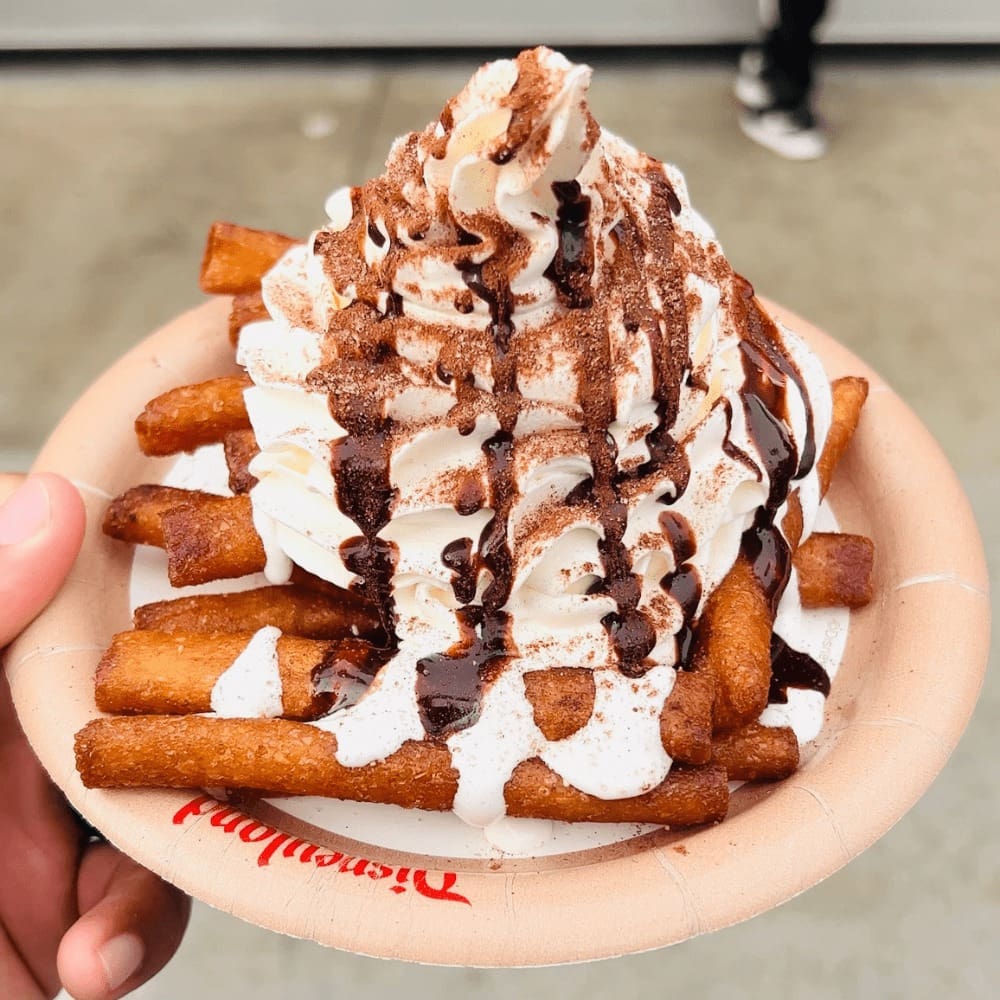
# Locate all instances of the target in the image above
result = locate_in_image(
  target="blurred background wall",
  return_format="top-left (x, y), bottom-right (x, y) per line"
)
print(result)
top-left (4, 0), bottom-right (1000, 48)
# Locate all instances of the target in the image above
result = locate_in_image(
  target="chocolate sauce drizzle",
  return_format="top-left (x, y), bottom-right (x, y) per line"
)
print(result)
top-left (415, 607), bottom-right (507, 735)
top-left (736, 279), bottom-right (816, 479)
top-left (442, 537), bottom-right (477, 604)
top-left (543, 180), bottom-right (594, 308)
top-left (580, 327), bottom-right (657, 674)
top-left (302, 54), bottom-right (829, 742)
top-left (414, 245), bottom-right (519, 738)
top-left (739, 341), bottom-right (798, 511)
top-left (720, 397), bottom-right (758, 472)
top-left (657, 511), bottom-right (701, 668)
top-left (580, 167), bottom-right (690, 676)
top-left (312, 641), bottom-right (391, 714)
top-left (366, 218), bottom-right (386, 248)
top-left (730, 286), bottom-right (816, 612)
top-left (768, 633), bottom-right (830, 703)
top-left (327, 417), bottom-right (395, 532)
top-left (329, 405), bottom-right (399, 638)
top-left (623, 171), bottom-right (692, 494)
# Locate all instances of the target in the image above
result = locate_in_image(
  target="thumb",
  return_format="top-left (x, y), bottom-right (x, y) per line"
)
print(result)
top-left (0, 473), bottom-right (86, 647)
top-left (57, 844), bottom-right (191, 1000)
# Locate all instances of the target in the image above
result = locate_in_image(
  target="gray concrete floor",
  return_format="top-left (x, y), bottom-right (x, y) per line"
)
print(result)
top-left (2, 51), bottom-right (997, 997)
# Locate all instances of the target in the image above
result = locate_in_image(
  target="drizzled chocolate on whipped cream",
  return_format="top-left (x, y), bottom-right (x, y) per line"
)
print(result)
top-left (235, 47), bottom-right (835, 827)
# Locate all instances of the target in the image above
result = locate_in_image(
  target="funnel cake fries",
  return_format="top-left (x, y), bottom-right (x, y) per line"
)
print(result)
top-left (794, 532), bottom-right (875, 609)
top-left (135, 375), bottom-right (252, 456)
top-left (76, 717), bottom-right (729, 825)
top-left (198, 221), bottom-right (299, 296)
top-left (79, 48), bottom-right (874, 834)
top-left (91, 633), bottom-right (713, 764)
top-left (132, 584), bottom-right (381, 640)
top-left (94, 631), bottom-right (380, 718)
top-left (83, 293), bottom-right (870, 822)
top-left (198, 221), bottom-right (303, 347)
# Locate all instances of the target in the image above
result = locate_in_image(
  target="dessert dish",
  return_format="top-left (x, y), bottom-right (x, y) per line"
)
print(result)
top-left (74, 47), bottom-right (875, 835)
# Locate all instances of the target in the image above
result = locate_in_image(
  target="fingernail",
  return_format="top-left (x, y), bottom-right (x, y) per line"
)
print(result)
top-left (0, 477), bottom-right (52, 545)
top-left (98, 933), bottom-right (144, 991)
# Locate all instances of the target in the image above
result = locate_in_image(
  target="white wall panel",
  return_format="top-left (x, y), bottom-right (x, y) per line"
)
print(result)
top-left (2, 1), bottom-right (999, 48)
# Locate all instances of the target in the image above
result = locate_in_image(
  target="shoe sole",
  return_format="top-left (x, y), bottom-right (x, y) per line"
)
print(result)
top-left (738, 115), bottom-right (828, 161)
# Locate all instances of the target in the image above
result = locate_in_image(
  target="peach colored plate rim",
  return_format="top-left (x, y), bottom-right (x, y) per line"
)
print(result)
top-left (6, 298), bottom-right (991, 967)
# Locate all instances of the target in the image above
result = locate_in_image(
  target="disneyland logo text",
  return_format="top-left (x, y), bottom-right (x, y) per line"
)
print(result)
top-left (172, 794), bottom-right (470, 904)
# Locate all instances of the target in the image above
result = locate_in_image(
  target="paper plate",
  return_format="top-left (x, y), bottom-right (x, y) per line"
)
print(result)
top-left (7, 298), bottom-right (990, 966)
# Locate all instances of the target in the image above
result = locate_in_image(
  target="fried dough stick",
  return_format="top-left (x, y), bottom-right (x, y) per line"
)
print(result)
top-left (103, 485), bottom-right (220, 548)
top-left (104, 487), bottom-right (391, 603)
top-left (690, 556), bottom-right (772, 735)
top-left (96, 630), bottom-right (377, 720)
top-left (711, 723), bottom-right (799, 781)
top-left (690, 377), bottom-right (871, 732)
top-left (523, 668), bottom-right (594, 742)
top-left (199, 221), bottom-right (300, 295)
top-left (505, 759), bottom-right (728, 826)
top-left (135, 375), bottom-right (252, 456)
top-left (781, 492), bottom-right (804, 552)
top-left (79, 719), bottom-right (457, 812)
top-left (794, 532), bottom-right (875, 609)
top-left (524, 667), bottom-right (713, 766)
top-left (223, 428), bottom-right (260, 494)
top-left (99, 638), bottom-right (711, 766)
top-left (102, 486), bottom-right (266, 586)
top-left (657, 670), bottom-right (715, 765)
top-left (689, 532), bottom-right (871, 738)
top-left (160, 496), bottom-right (265, 586)
top-left (134, 585), bottom-right (380, 640)
top-left (74, 717), bottom-right (729, 827)
top-left (817, 376), bottom-right (869, 497)
top-left (782, 375), bottom-right (868, 545)
top-left (228, 290), bottom-right (271, 346)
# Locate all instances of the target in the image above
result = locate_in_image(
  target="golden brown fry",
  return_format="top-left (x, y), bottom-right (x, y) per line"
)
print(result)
top-left (817, 376), bottom-right (869, 497)
top-left (523, 668), bottom-right (594, 741)
top-left (794, 532), bottom-right (875, 609)
top-left (711, 723), bottom-right (799, 781)
top-left (506, 759), bottom-right (728, 826)
top-left (160, 494), bottom-right (265, 587)
top-left (659, 669), bottom-right (714, 766)
top-left (103, 485), bottom-right (218, 547)
top-left (223, 428), bottom-right (260, 494)
top-left (76, 717), bottom-right (457, 812)
top-left (133, 584), bottom-right (381, 640)
top-left (691, 556), bottom-right (772, 734)
top-left (229, 290), bottom-right (270, 346)
top-left (135, 375), bottom-right (252, 457)
top-left (199, 221), bottom-right (300, 295)
top-left (781, 490), bottom-right (804, 552)
top-left (75, 716), bottom-right (728, 826)
top-left (95, 629), bottom-right (377, 719)
top-left (96, 628), bottom-right (714, 777)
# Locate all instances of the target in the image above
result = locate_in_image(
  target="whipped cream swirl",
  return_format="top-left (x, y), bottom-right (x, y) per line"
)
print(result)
top-left (234, 47), bottom-right (833, 828)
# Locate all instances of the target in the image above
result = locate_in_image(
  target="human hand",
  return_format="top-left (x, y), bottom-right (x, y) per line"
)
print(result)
top-left (0, 474), bottom-right (190, 999)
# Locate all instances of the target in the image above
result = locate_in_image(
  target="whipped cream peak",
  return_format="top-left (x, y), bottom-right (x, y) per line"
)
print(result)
top-left (236, 47), bottom-right (835, 826)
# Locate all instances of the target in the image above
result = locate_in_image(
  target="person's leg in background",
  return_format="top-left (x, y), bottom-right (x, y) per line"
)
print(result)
top-left (735, 0), bottom-right (829, 160)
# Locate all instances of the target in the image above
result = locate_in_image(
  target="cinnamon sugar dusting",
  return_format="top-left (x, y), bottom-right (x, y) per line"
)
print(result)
top-left (240, 46), bottom-right (829, 783)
